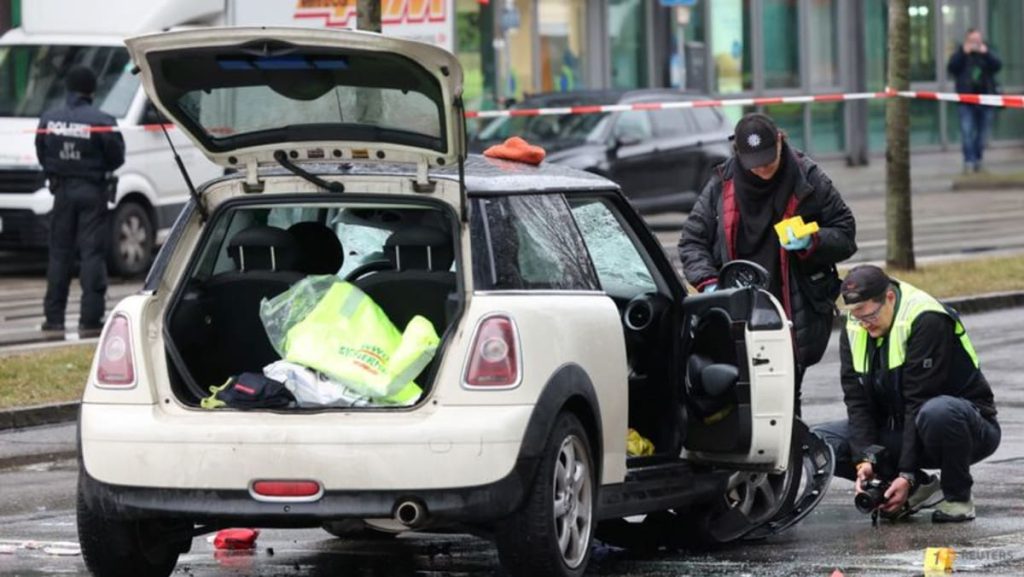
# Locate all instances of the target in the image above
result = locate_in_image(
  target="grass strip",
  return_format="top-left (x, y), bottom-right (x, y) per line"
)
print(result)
top-left (0, 345), bottom-right (94, 409)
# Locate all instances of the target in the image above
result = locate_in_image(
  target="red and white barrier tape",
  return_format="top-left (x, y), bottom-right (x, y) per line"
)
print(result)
top-left (464, 91), bottom-right (891, 119)
top-left (891, 90), bottom-right (1024, 108)
top-left (6, 90), bottom-right (1021, 135)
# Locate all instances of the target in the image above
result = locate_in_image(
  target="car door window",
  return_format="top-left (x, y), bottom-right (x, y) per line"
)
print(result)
top-left (471, 194), bottom-right (599, 291)
top-left (650, 108), bottom-right (694, 138)
top-left (693, 108), bottom-right (725, 133)
top-left (612, 110), bottom-right (653, 142)
top-left (568, 198), bottom-right (657, 299)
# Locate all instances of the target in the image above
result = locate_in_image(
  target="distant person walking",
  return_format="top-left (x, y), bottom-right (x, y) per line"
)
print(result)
top-left (947, 28), bottom-right (1001, 173)
top-left (35, 65), bottom-right (125, 339)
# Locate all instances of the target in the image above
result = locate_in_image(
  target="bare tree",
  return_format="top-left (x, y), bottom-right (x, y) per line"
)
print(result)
top-left (357, 0), bottom-right (382, 33)
top-left (886, 0), bottom-right (914, 270)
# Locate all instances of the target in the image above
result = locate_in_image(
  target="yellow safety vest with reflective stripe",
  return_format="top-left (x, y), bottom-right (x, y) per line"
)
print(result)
top-left (846, 281), bottom-right (979, 374)
top-left (283, 281), bottom-right (439, 404)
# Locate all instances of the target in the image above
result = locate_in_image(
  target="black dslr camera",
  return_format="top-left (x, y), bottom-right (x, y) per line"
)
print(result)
top-left (854, 444), bottom-right (890, 514)
top-left (855, 478), bottom-right (891, 514)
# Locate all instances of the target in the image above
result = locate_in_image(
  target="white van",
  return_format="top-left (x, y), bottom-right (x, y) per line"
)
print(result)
top-left (0, 0), bottom-right (226, 276)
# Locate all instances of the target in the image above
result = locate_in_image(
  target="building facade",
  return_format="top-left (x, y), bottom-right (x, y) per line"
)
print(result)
top-left (2, 0), bottom-right (1019, 161)
top-left (455, 0), bottom-right (1023, 161)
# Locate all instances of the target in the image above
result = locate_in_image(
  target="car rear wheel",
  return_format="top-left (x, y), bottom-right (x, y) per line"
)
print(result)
top-left (77, 477), bottom-right (187, 577)
top-left (108, 201), bottom-right (154, 278)
top-left (496, 412), bottom-right (595, 577)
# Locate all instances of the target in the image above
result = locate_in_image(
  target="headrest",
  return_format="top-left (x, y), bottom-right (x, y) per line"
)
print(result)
top-left (384, 226), bottom-right (453, 272)
top-left (287, 222), bottom-right (344, 275)
top-left (226, 225), bottom-right (298, 272)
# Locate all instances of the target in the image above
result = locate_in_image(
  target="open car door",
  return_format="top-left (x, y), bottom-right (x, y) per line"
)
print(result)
top-left (678, 261), bottom-right (833, 542)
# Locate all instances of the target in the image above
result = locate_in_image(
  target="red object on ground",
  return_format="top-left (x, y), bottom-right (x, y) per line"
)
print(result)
top-left (213, 528), bottom-right (260, 550)
top-left (830, 570), bottom-right (845, 577)
top-left (483, 136), bottom-right (546, 165)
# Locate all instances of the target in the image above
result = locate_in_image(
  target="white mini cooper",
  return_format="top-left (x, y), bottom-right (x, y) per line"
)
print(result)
top-left (76, 27), bottom-right (832, 577)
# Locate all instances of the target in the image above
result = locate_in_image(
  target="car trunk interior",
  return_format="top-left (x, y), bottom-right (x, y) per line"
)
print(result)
top-left (162, 196), bottom-right (461, 408)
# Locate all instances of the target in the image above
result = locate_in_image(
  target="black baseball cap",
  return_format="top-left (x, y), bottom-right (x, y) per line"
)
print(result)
top-left (840, 265), bottom-right (892, 305)
top-left (733, 113), bottom-right (780, 170)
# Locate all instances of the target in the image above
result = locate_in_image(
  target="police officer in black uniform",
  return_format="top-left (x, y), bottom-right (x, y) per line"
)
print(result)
top-left (36, 65), bottom-right (125, 338)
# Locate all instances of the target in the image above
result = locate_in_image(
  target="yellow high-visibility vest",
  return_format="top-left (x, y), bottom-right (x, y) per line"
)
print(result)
top-left (846, 282), bottom-right (979, 374)
top-left (284, 281), bottom-right (439, 404)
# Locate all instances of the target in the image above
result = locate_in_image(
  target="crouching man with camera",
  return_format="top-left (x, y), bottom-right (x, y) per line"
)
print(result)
top-left (814, 265), bottom-right (1000, 523)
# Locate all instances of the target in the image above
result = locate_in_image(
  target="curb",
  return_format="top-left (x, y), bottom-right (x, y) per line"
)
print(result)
top-left (0, 402), bottom-right (79, 432)
top-left (0, 451), bottom-right (78, 471)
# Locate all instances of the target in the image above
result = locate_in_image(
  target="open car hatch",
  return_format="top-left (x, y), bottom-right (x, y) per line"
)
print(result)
top-left (125, 27), bottom-right (465, 188)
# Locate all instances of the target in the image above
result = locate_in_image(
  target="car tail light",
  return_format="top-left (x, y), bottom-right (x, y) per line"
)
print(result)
top-left (96, 314), bottom-right (135, 387)
top-left (464, 315), bottom-right (520, 388)
top-left (251, 480), bottom-right (322, 501)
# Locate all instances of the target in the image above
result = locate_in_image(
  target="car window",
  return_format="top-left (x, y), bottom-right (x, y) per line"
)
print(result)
top-left (471, 194), bottom-right (599, 291)
top-left (612, 111), bottom-right (653, 142)
top-left (650, 108), bottom-right (694, 137)
top-left (568, 198), bottom-right (657, 299)
top-left (693, 108), bottom-right (724, 133)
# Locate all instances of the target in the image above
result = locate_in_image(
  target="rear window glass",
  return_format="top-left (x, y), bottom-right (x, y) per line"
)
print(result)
top-left (471, 195), bottom-right (599, 291)
top-left (150, 48), bottom-right (446, 153)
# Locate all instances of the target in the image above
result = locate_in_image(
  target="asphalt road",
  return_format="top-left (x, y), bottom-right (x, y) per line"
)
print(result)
top-left (1, 307), bottom-right (1023, 576)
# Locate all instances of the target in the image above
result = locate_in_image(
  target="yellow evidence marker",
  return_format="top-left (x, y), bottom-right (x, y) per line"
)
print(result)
top-left (923, 547), bottom-right (956, 573)
top-left (774, 215), bottom-right (820, 245)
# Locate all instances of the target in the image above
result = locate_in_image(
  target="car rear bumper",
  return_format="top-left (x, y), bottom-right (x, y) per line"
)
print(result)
top-left (78, 458), bottom-right (537, 526)
top-left (80, 402), bottom-right (534, 490)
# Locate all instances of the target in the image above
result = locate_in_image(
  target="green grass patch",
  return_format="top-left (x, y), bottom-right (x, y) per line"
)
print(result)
top-left (0, 344), bottom-right (94, 409)
top-left (841, 253), bottom-right (1024, 300)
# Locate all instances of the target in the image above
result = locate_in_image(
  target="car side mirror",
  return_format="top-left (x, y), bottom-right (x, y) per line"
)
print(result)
top-left (613, 133), bottom-right (642, 148)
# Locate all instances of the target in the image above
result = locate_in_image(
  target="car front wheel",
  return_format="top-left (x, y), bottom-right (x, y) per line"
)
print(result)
top-left (77, 477), bottom-right (187, 577)
top-left (496, 412), bottom-right (595, 577)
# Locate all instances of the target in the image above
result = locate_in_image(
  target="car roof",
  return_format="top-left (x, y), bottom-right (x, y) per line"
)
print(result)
top-left (515, 88), bottom-right (715, 107)
top-left (208, 154), bottom-right (620, 197)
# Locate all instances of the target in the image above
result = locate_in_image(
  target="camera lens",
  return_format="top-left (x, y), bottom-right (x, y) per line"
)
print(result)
top-left (854, 492), bottom-right (878, 514)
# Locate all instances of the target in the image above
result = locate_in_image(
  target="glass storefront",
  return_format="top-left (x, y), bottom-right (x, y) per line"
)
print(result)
top-left (462, 0), bottom-right (1021, 155)
top-left (762, 0), bottom-right (799, 89)
top-left (712, 0), bottom-right (753, 94)
top-left (808, 0), bottom-right (840, 89)
top-left (608, 0), bottom-right (647, 89)
top-left (988, 0), bottom-right (1024, 87)
top-left (538, 0), bottom-right (586, 93)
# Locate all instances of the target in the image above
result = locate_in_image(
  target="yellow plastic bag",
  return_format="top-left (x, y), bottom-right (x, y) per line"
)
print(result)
top-left (626, 428), bottom-right (655, 457)
top-left (281, 280), bottom-right (438, 403)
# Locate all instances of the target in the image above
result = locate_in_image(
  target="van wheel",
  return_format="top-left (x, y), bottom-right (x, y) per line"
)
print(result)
top-left (496, 413), bottom-right (595, 577)
top-left (109, 201), bottom-right (154, 278)
top-left (77, 479), bottom-right (185, 577)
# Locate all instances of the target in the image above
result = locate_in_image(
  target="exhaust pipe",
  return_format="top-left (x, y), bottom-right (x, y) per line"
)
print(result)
top-left (394, 499), bottom-right (427, 527)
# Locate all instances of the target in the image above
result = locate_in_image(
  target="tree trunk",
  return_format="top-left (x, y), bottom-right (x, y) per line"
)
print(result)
top-left (357, 0), bottom-right (382, 32)
top-left (885, 0), bottom-right (914, 270)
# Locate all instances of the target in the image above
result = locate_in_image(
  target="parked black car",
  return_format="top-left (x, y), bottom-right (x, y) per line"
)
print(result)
top-left (469, 90), bottom-right (732, 214)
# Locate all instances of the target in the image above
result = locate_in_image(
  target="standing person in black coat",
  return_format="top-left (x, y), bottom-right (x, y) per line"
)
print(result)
top-left (36, 66), bottom-right (125, 339)
top-left (947, 28), bottom-right (1001, 173)
top-left (677, 113), bottom-right (857, 414)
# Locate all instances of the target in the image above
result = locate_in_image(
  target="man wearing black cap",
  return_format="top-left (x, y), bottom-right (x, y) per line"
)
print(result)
top-left (36, 65), bottom-right (125, 339)
top-left (814, 265), bottom-right (999, 523)
top-left (678, 113), bottom-right (856, 412)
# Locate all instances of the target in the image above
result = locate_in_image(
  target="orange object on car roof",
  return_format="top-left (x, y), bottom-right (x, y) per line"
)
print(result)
top-left (483, 136), bottom-right (546, 165)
